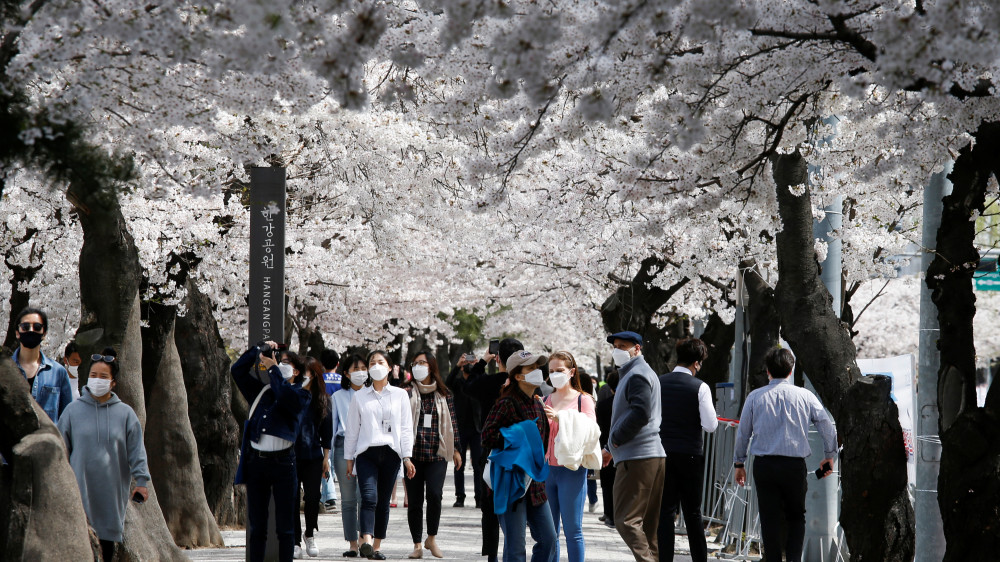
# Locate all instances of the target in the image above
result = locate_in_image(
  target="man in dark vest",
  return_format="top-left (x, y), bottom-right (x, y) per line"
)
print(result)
top-left (657, 338), bottom-right (718, 562)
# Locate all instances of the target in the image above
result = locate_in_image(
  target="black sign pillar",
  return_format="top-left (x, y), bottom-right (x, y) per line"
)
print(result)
top-left (246, 166), bottom-right (286, 562)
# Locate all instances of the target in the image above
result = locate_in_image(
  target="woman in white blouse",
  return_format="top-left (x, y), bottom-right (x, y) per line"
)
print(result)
top-left (345, 350), bottom-right (416, 560)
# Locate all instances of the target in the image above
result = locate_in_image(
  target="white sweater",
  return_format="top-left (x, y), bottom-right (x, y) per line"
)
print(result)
top-left (554, 409), bottom-right (603, 471)
top-left (344, 384), bottom-right (414, 461)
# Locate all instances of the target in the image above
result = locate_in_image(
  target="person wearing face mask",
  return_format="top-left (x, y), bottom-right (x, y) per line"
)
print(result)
top-left (540, 351), bottom-right (598, 562)
top-left (604, 331), bottom-right (666, 562)
top-left (231, 341), bottom-right (312, 562)
top-left (332, 354), bottom-right (368, 557)
top-left (481, 350), bottom-right (556, 562)
top-left (63, 341), bottom-right (83, 400)
top-left (57, 348), bottom-right (150, 562)
top-left (12, 307), bottom-right (73, 422)
top-left (344, 350), bottom-right (415, 561)
top-left (291, 355), bottom-right (332, 559)
top-left (404, 350), bottom-right (462, 559)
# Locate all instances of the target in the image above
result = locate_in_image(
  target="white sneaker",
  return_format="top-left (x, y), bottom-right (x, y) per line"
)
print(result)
top-left (305, 536), bottom-right (319, 557)
top-left (293, 544), bottom-right (303, 559)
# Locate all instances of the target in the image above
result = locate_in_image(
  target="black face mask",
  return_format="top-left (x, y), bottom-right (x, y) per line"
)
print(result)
top-left (19, 331), bottom-right (43, 350)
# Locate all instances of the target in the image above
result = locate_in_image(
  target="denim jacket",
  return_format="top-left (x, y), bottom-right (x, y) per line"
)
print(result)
top-left (14, 348), bottom-right (73, 423)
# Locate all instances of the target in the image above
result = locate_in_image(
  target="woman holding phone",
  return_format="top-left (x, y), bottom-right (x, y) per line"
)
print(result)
top-left (57, 348), bottom-right (151, 562)
top-left (345, 350), bottom-right (415, 560)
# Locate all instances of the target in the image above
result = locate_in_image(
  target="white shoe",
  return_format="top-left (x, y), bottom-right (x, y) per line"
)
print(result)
top-left (294, 544), bottom-right (303, 558)
top-left (588, 502), bottom-right (597, 513)
top-left (305, 536), bottom-right (319, 557)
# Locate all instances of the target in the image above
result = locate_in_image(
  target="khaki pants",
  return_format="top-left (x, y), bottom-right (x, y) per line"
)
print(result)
top-left (613, 457), bottom-right (666, 562)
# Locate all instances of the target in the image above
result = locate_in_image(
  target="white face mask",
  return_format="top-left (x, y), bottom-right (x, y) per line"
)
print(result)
top-left (350, 371), bottom-right (369, 386)
top-left (612, 348), bottom-right (633, 367)
top-left (87, 378), bottom-right (112, 397)
top-left (524, 369), bottom-right (545, 386)
top-left (369, 364), bottom-right (389, 381)
top-left (301, 375), bottom-right (311, 387)
top-left (278, 364), bottom-right (295, 381)
top-left (549, 371), bottom-right (571, 389)
top-left (412, 364), bottom-right (430, 381)
top-left (67, 365), bottom-right (80, 378)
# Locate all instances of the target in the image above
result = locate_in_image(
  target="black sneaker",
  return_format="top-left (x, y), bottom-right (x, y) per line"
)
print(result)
top-left (453, 497), bottom-right (465, 508)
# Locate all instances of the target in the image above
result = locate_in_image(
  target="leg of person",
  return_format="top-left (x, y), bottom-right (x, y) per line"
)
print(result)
top-left (423, 459), bottom-right (448, 557)
top-left (752, 457), bottom-right (786, 562)
top-left (301, 457), bottom-right (324, 557)
top-left (587, 476), bottom-right (599, 510)
top-left (406, 459), bottom-right (428, 547)
top-left (454, 430), bottom-right (468, 506)
top-left (658, 455), bottom-right (682, 562)
top-left (526, 500), bottom-right (558, 562)
top-left (272, 454), bottom-right (300, 562)
top-left (642, 457), bottom-right (666, 561)
top-left (498, 498), bottom-right (529, 562)
top-left (99, 540), bottom-right (115, 562)
top-left (556, 466), bottom-right (588, 562)
top-left (245, 454), bottom-right (272, 562)
top-left (781, 457), bottom-right (808, 562)
top-left (677, 455), bottom-right (708, 562)
top-left (482, 487), bottom-right (501, 559)
top-left (374, 447), bottom-right (402, 542)
top-left (334, 441), bottom-right (361, 551)
top-left (601, 463), bottom-right (616, 525)
top-left (469, 431), bottom-right (484, 506)
top-left (544, 466), bottom-right (562, 562)
top-left (355, 449), bottom-right (381, 551)
top-left (295, 457), bottom-right (307, 548)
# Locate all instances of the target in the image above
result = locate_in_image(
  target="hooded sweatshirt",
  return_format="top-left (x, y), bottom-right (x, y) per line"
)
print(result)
top-left (57, 388), bottom-right (150, 542)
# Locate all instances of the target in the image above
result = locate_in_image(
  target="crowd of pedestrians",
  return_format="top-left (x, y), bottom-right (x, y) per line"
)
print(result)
top-left (9, 303), bottom-right (840, 562)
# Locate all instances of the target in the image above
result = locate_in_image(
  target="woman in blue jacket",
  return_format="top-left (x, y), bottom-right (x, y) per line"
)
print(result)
top-left (292, 356), bottom-right (333, 558)
top-left (232, 342), bottom-right (311, 562)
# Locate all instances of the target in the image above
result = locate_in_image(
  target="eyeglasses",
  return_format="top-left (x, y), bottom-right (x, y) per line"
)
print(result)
top-left (91, 354), bottom-right (116, 363)
top-left (412, 360), bottom-right (429, 367)
top-left (18, 322), bottom-right (44, 332)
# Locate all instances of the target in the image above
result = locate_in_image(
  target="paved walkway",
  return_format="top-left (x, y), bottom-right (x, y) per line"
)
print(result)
top-left (187, 475), bottom-right (696, 561)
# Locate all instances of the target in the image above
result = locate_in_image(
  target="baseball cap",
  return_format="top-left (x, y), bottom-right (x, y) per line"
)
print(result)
top-left (607, 331), bottom-right (643, 346)
top-left (505, 350), bottom-right (549, 372)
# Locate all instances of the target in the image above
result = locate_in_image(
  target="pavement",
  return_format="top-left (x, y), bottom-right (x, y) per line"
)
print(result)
top-left (186, 476), bottom-right (697, 561)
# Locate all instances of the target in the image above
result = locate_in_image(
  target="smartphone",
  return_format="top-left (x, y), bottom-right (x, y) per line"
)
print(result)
top-left (464, 353), bottom-right (477, 362)
top-left (814, 461), bottom-right (832, 480)
top-left (489, 339), bottom-right (500, 355)
top-left (132, 491), bottom-right (145, 504)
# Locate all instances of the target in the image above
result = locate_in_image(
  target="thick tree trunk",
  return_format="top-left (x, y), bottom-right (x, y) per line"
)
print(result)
top-left (142, 301), bottom-right (224, 547)
top-left (697, 311), bottom-right (734, 389)
top-left (0, 356), bottom-right (97, 561)
top-left (175, 278), bottom-right (244, 528)
top-left (772, 152), bottom-right (914, 562)
top-left (926, 121), bottom-right (1000, 561)
top-left (739, 260), bottom-right (780, 398)
top-left (68, 183), bottom-right (186, 561)
top-left (600, 257), bottom-right (690, 374)
top-left (2, 237), bottom-right (41, 351)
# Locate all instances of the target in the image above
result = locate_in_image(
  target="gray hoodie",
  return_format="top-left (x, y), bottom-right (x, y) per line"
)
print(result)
top-left (57, 388), bottom-right (150, 542)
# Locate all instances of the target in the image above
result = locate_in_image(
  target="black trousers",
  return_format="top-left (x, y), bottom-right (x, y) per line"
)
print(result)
top-left (600, 463), bottom-right (616, 522)
top-left (658, 453), bottom-right (707, 562)
top-left (454, 428), bottom-right (483, 502)
top-left (246, 449), bottom-right (298, 562)
top-left (405, 458), bottom-right (448, 542)
top-left (753, 456), bottom-right (807, 562)
top-left (480, 475), bottom-right (500, 556)
top-left (295, 456), bottom-right (324, 544)
top-left (99, 540), bottom-right (115, 562)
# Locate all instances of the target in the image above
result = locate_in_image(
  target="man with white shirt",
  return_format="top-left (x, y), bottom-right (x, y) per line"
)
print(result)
top-left (657, 338), bottom-right (718, 562)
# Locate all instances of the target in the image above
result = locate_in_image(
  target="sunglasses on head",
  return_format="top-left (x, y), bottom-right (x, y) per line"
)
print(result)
top-left (91, 354), bottom-right (116, 363)
top-left (18, 322), bottom-right (44, 332)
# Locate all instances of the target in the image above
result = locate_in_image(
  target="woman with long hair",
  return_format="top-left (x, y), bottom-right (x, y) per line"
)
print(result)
top-left (57, 347), bottom-right (151, 562)
top-left (404, 350), bottom-right (462, 559)
top-left (331, 353), bottom-right (368, 557)
top-left (345, 350), bottom-right (416, 560)
top-left (290, 355), bottom-right (333, 558)
top-left (542, 351), bottom-right (597, 562)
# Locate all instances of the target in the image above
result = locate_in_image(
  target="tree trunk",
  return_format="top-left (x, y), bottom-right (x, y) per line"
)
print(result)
top-left (142, 301), bottom-right (224, 547)
top-left (772, 152), bottom-right (914, 562)
top-left (0, 356), bottom-right (97, 561)
top-left (740, 260), bottom-right (781, 399)
top-left (697, 311), bottom-right (734, 389)
top-left (68, 183), bottom-right (186, 561)
top-left (600, 257), bottom-right (690, 374)
top-left (927, 121), bottom-right (1000, 561)
top-left (175, 278), bottom-right (244, 528)
top-left (2, 234), bottom-right (41, 351)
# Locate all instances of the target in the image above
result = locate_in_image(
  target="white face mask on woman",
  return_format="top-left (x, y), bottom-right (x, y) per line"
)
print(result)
top-left (412, 364), bottom-right (430, 381)
top-left (524, 369), bottom-right (545, 387)
top-left (549, 371), bottom-right (571, 389)
top-left (369, 364), bottom-right (389, 381)
top-left (87, 378), bottom-right (112, 397)
top-left (349, 371), bottom-right (369, 386)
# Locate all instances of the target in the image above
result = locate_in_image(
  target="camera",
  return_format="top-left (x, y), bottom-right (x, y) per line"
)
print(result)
top-left (257, 341), bottom-right (289, 359)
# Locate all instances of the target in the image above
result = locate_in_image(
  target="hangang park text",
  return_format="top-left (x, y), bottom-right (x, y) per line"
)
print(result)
top-left (2, 2), bottom-right (999, 562)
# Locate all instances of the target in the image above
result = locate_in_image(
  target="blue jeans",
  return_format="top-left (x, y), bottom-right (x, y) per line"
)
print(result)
top-left (245, 449), bottom-right (298, 562)
top-left (321, 465), bottom-right (339, 503)
top-left (498, 499), bottom-right (557, 562)
top-left (545, 465), bottom-right (587, 562)
top-left (355, 445), bottom-right (401, 540)
top-left (333, 438), bottom-right (361, 541)
top-left (587, 476), bottom-right (598, 505)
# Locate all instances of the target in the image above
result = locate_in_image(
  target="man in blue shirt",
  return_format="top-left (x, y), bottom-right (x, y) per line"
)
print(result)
top-left (12, 307), bottom-right (73, 423)
top-left (732, 347), bottom-right (838, 562)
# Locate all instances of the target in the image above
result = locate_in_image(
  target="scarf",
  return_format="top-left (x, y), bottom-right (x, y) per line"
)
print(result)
top-left (410, 380), bottom-right (455, 461)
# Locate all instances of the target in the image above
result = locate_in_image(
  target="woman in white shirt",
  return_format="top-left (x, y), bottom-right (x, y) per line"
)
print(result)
top-left (345, 350), bottom-right (416, 560)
